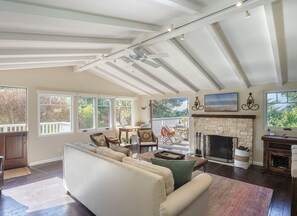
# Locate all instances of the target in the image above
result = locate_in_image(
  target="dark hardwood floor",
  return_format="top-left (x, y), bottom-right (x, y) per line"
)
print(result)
top-left (0, 156), bottom-right (292, 216)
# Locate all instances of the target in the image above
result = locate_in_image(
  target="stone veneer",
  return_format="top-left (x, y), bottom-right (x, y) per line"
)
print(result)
top-left (192, 115), bottom-right (255, 164)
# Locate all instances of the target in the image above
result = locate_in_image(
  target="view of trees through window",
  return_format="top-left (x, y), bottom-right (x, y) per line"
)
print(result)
top-left (266, 91), bottom-right (297, 128)
top-left (152, 98), bottom-right (188, 118)
top-left (98, 98), bottom-right (112, 128)
top-left (78, 97), bottom-right (95, 130)
top-left (0, 86), bottom-right (27, 132)
top-left (116, 99), bottom-right (132, 126)
top-left (39, 94), bottom-right (72, 135)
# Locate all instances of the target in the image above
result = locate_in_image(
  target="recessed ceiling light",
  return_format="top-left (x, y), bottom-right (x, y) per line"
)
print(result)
top-left (167, 24), bottom-right (175, 32)
top-left (245, 10), bottom-right (251, 18)
top-left (180, 34), bottom-right (185, 41)
top-left (236, 1), bottom-right (243, 7)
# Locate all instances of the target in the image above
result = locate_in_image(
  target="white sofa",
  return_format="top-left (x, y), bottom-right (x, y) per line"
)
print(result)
top-left (63, 143), bottom-right (212, 216)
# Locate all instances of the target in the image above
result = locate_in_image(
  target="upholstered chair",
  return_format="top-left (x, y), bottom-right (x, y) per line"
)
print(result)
top-left (137, 128), bottom-right (158, 153)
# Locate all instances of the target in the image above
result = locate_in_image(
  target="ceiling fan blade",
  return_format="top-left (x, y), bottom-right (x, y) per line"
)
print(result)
top-left (146, 53), bottom-right (169, 59)
top-left (143, 60), bottom-right (160, 68)
top-left (132, 47), bottom-right (144, 56)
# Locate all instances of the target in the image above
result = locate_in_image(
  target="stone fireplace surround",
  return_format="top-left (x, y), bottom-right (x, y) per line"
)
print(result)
top-left (192, 114), bottom-right (256, 164)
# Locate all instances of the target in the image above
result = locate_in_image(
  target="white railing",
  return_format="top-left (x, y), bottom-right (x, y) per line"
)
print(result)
top-left (0, 123), bottom-right (26, 132)
top-left (40, 122), bottom-right (71, 135)
top-left (152, 117), bottom-right (188, 137)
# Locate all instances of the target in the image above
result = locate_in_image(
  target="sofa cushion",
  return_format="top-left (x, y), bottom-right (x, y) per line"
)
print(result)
top-left (96, 147), bottom-right (126, 161)
top-left (151, 158), bottom-right (195, 189)
top-left (110, 145), bottom-right (132, 156)
top-left (138, 129), bottom-right (153, 142)
top-left (123, 157), bottom-right (174, 195)
top-left (92, 134), bottom-right (107, 147)
top-left (72, 142), bottom-right (97, 153)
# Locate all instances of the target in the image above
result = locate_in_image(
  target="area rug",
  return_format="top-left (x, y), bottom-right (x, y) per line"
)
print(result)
top-left (4, 166), bottom-right (31, 180)
top-left (193, 171), bottom-right (273, 216)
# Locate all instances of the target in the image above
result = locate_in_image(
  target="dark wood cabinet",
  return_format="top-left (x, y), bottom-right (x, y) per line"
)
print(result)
top-left (0, 132), bottom-right (27, 170)
top-left (262, 135), bottom-right (297, 176)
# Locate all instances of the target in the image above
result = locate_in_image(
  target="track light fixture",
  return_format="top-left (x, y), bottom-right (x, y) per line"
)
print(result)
top-left (236, 1), bottom-right (243, 7)
top-left (245, 10), bottom-right (251, 18)
top-left (167, 24), bottom-right (175, 32)
top-left (180, 34), bottom-right (185, 41)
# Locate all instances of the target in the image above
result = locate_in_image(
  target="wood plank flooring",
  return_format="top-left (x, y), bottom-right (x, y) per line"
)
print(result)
top-left (0, 159), bottom-right (292, 216)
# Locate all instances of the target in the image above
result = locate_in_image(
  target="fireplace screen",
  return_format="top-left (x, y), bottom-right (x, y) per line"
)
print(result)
top-left (203, 134), bottom-right (238, 163)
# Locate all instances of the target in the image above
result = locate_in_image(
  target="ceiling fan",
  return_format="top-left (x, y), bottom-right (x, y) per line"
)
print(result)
top-left (102, 47), bottom-right (169, 68)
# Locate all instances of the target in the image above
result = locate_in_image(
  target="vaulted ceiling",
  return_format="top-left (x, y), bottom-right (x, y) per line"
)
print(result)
top-left (0, 0), bottom-right (296, 95)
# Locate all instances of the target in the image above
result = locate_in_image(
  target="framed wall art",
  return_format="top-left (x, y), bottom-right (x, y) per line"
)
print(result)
top-left (204, 92), bottom-right (238, 112)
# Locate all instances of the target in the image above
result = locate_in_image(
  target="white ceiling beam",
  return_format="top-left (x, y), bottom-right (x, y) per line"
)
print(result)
top-left (0, 62), bottom-right (80, 71)
top-left (168, 39), bottom-right (221, 90)
top-left (264, 3), bottom-right (284, 85)
top-left (0, 56), bottom-right (94, 66)
top-left (0, 32), bottom-right (131, 45)
top-left (207, 23), bottom-right (250, 88)
top-left (89, 68), bottom-right (150, 95)
top-left (78, 0), bottom-right (274, 72)
top-left (105, 62), bottom-right (165, 95)
top-left (121, 59), bottom-right (179, 94)
top-left (144, 48), bottom-right (199, 92)
top-left (153, 0), bottom-right (202, 14)
top-left (0, 1), bottom-right (161, 33)
top-left (0, 49), bottom-right (109, 58)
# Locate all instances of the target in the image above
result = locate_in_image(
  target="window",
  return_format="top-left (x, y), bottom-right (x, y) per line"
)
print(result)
top-left (78, 96), bottom-right (95, 130)
top-left (39, 93), bottom-right (73, 135)
top-left (115, 99), bottom-right (133, 127)
top-left (98, 98), bottom-right (112, 128)
top-left (266, 91), bottom-right (297, 129)
top-left (0, 86), bottom-right (27, 132)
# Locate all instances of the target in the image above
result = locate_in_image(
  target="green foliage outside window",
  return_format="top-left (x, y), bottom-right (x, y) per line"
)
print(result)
top-left (116, 99), bottom-right (132, 127)
top-left (152, 98), bottom-right (188, 118)
top-left (98, 98), bottom-right (112, 128)
top-left (78, 97), bottom-right (94, 130)
top-left (266, 91), bottom-right (297, 128)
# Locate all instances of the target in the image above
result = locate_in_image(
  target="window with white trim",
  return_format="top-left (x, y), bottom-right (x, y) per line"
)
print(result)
top-left (98, 98), bottom-right (112, 128)
top-left (78, 96), bottom-right (95, 130)
top-left (39, 93), bottom-right (73, 135)
top-left (266, 90), bottom-right (297, 129)
top-left (0, 86), bottom-right (27, 132)
top-left (115, 99), bottom-right (133, 127)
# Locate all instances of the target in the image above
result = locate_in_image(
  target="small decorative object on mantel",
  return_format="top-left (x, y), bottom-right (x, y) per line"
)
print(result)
top-left (241, 92), bottom-right (259, 111)
top-left (192, 96), bottom-right (204, 111)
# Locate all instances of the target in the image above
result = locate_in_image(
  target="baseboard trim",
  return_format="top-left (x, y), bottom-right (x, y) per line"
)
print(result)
top-left (252, 161), bottom-right (263, 166)
top-left (29, 157), bottom-right (62, 166)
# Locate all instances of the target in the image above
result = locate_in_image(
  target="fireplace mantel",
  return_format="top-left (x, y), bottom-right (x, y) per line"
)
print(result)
top-left (191, 114), bottom-right (256, 119)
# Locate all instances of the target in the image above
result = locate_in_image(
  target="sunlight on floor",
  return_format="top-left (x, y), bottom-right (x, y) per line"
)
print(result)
top-left (3, 177), bottom-right (74, 213)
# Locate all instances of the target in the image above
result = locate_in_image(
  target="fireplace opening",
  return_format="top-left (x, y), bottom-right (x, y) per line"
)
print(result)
top-left (203, 134), bottom-right (238, 163)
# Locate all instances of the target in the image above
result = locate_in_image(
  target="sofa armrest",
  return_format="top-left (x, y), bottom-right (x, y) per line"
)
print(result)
top-left (159, 173), bottom-right (212, 216)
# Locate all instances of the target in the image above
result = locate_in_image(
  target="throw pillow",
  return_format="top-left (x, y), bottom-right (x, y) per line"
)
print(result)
top-left (138, 129), bottom-right (153, 142)
top-left (92, 134), bottom-right (107, 147)
top-left (96, 147), bottom-right (126, 162)
top-left (110, 145), bottom-right (132, 156)
top-left (151, 158), bottom-right (195, 189)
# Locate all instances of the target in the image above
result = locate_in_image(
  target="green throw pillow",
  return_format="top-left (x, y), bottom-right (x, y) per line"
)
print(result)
top-left (151, 158), bottom-right (195, 189)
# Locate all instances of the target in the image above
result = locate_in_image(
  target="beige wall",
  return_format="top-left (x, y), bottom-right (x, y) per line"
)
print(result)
top-left (0, 66), bottom-right (136, 165)
top-left (137, 81), bottom-right (297, 165)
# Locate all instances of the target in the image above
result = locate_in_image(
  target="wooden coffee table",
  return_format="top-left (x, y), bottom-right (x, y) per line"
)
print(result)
top-left (137, 150), bottom-right (208, 172)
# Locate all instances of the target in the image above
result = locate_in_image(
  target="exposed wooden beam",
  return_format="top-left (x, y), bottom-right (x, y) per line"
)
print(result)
top-left (0, 49), bottom-right (108, 58)
top-left (89, 67), bottom-right (150, 95)
top-left (0, 62), bottom-right (80, 71)
top-left (168, 39), bottom-right (221, 90)
top-left (121, 59), bottom-right (179, 94)
top-left (0, 1), bottom-right (161, 32)
top-left (264, 2), bottom-right (284, 85)
top-left (0, 32), bottom-right (131, 45)
top-left (153, 0), bottom-right (202, 14)
top-left (207, 23), bottom-right (250, 88)
top-left (144, 48), bottom-right (199, 92)
top-left (105, 62), bottom-right (165, 95)
top-left (78, 0), bottom-right (274, 72)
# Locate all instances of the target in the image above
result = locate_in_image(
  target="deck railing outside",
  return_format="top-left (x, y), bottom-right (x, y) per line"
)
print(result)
top-left (152, 117), bottom-right (188, 137)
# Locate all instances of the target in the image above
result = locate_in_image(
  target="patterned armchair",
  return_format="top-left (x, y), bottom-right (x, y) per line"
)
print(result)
top-left (137, 128), bottom-right (158, 153)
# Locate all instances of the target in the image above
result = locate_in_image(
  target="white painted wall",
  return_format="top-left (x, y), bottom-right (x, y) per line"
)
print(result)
top-left (0, 66), bottom-right (136, 165)
top-left (137, 81), bottom-right (297, 165)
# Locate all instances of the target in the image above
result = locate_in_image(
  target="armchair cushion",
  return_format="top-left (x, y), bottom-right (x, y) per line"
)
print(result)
top-left (140, 142), bottom-right (157, 146)
top-left (151, 158), bottom-right (195, 189)
top-left (91, 133), bottom-right (107, 147)
top-left (138, 129), bottom-right (153, 142)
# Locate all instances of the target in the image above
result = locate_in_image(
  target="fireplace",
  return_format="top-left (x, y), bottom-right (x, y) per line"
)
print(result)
top-left (203, 134), bottom-right (238, 163)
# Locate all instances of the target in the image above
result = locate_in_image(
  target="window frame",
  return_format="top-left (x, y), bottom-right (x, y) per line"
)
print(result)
top-left (77, 95), bottom-right (96, 132)
top-left (0, 85), bottom-right (28, 132)
top-left (37, 91), bottom-right (74, 136)
top-left (264, 89), bottom-right (297, 131)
